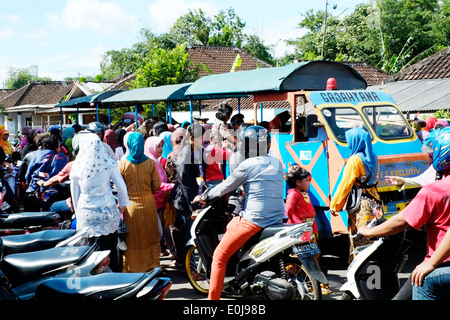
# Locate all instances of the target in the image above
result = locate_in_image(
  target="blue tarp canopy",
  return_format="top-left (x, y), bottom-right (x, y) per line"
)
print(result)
top-left (55, 90), bottom-right (124, 108)
top-left (185, 61), bottom-right (367, 98)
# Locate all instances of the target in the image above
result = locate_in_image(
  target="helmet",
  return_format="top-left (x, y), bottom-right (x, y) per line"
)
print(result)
top-left (86, 122), bottom-right (105, 135)
top-left (238, 125), bottom-right (271, 159)
top-left (428, 127), bottom-right (450, 171)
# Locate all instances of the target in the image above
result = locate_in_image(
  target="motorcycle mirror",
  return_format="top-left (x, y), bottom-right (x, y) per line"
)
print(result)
top-left (374, 206), bottom-right (384, 220)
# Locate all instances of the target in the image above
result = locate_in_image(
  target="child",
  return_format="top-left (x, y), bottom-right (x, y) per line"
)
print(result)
top-left (285, 165), bottom-right (318, 234)
top-left (204, 132), bottom-right (231, 188)
top-left (285, 165), bottom-right (331, 294)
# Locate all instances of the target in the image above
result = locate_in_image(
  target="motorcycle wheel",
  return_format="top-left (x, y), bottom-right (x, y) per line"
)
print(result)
top-left (285, 259), bottom-right (322, 300)
top-left (340, 292), bottom-right (355, 300)
top-left (185, 245), bottom-right (210, 295)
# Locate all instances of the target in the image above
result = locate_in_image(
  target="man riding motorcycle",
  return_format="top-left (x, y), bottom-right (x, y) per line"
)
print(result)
top-left (193, 125), bottom-right (285, 300)
top-left (359, 127), bottom-right (450, 300)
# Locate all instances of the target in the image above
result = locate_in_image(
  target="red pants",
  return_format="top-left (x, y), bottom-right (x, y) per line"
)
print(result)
top-left (208, 216), bottom-right (262, 300)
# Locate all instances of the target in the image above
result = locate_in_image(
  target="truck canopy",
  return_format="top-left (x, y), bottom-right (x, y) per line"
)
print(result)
top-left (185, 60), bottom-right (367, 98)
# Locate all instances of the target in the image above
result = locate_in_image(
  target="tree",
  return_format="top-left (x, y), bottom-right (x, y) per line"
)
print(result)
top-left (285, 0), bottom-right (450, 73)
top-left (241, 34), bottom-right (275, 65)
top-left (170, 9), bottom-right (211, 46)
top-left (5, 65), bottom-right (51, 89)
top-left (209, 8), bottom-right (246, 47)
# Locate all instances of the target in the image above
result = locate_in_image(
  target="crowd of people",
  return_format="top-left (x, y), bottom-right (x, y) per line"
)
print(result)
top-left (3, 106), bottom-right (450, 300)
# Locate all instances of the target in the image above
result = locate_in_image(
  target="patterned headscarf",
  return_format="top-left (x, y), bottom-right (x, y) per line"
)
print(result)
top-left (70, 133), bottom-right (116, 183)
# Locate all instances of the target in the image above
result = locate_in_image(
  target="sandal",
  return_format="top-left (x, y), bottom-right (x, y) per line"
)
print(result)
top-left (321, 284), bottom-right (332, 295)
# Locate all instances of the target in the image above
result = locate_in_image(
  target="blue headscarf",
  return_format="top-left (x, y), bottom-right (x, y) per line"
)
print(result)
top-left (160, 131), bottom-right (173, 159)
top-left (345, 128), bottom-right (378, 185)
top-left (126, 132), bottom-right (148, 164)
top-left (62, 126), bottom-right (75, 141)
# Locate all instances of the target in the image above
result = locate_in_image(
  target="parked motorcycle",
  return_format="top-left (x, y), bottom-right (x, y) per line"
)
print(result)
top-left (0, 211), bottom-right (61, 236)
top-left (34, 267), bottom-right (172, 300)
top-left (1, 227), bottom-right (90, 256)
top-left (0, 237), bottom-right (110, 300)
top-left (340, 213), bottom-right (411, 300)
top-left (184, 197), bottom-right (328, 300)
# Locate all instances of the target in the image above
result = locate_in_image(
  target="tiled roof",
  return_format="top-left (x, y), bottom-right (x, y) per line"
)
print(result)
top-left (341, 61), bottom-right (393, 86)
top-left (107, 72), bottom-right (136, 91)
top-left (0, 81), bottom-right (75, 109)
top-left (186, 45), bottom-right (272, 77)
top-left (0, 89), bottom-right (16, 100)
top-left (394, 47), bottom-right (450, 81)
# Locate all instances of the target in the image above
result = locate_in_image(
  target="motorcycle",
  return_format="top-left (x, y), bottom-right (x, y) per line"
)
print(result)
top-left (1, 227), bottom-right (90, 256)
top-left (340, 213), bottom-right (411, 300)
top-left (34, 267), bottom-right (172, 300)
top-left (184, 197), bottom-right (328, 300)
top-left (0, 237), bottom-right (110, 300)
top-left (0, 211), bottom-right (61, 236)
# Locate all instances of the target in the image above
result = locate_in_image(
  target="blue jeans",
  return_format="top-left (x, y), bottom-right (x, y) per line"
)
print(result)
top-left (413, 261), bottom-right (450, 300)
top-left (50, 199), bottom-right (72, 220)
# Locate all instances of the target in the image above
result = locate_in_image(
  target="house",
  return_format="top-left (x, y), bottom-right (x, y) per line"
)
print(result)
top-left (368, 47), bottom-right (450, 117)
top-left (0, 81), bottom-right (75, 134)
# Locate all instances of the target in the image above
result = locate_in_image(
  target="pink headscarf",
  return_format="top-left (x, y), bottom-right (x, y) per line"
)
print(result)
top-left (435, 119), bottom-right (449, 129)
top-left (144, 136), bottom-right (167, 183)
top-left (144, 136), bottom-right (174, 209)
top-left (425, 117), bottom-right (437, 131)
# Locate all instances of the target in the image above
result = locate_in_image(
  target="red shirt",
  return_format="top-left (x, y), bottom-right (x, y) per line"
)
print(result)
top-left (205, 146), bottom-right (231, 182)
top-left (401, 175), bottom-right (450, 261)
top-left (285, 188), bottom-right (318, 233)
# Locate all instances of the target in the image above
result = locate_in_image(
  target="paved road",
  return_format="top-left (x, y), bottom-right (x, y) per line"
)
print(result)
top-left (162, 231), bottom-right (427, 301)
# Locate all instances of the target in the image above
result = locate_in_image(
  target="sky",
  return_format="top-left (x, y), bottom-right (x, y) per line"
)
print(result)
top-left (0, 0), bottom-right (370, 89)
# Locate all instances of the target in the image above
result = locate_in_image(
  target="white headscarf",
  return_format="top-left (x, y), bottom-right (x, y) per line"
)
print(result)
top-left (70, 133), bottom-right (116, 183)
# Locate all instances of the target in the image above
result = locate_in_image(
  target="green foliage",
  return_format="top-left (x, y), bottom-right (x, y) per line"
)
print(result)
top-left (5, 65), bottom-right (45, 89)
top-left (288, 0), bottom-right (450, 74)
top-left (132, 43), bottom-right (203, 88)
top-left (432, 109), bottom-right (450, 119)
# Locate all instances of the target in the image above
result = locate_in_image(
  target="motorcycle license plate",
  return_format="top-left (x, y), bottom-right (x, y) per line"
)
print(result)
top-left (293, 242), bottom-right (321, 259)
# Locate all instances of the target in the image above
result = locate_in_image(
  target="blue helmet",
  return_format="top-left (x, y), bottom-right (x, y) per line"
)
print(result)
top-left (427, 127), bottom-right (450, 171)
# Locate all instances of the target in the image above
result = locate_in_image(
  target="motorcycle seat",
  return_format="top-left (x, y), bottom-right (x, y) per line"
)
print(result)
top-left (1, 229), bottom-right (76, 256)
top-left (259, 223), bottom-right (301, 240)
top-left (2, 245), bottom-right (91, 286)
top-left (35, 269), bottom-right (159, 300)
top-left (0, 212), bottom-right (60, 228)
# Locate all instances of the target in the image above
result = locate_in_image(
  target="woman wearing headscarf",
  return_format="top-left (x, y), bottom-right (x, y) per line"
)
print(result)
top-left (104, 129), bottom-right (124, 161)
top-left (0, 129), bottom-right (13, 157)
top-left (70, 133), bottom-right (130, 272)
top-left (330, 128), bottom-right (382, 259)
top-left (160, 131), bottom-right (173, 160)
top-left (19, 126), bottom-right (31, 149)
top-left (62, 126), bottom-right (75, 156)
top-left (165, 127), bottom-right (186, 183)
top-left (119, 132), bottom-right (161, 272)
top-left (120, 131), bottom-right (132, 161)
top-left (20, 128), bottom-right (41, 159)
top-left (144, 136), bottom-right (175, 259)
top-left (115, 128), bottom-right (127, 154)
top-left (425, 117), bottom-right (438, 132)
